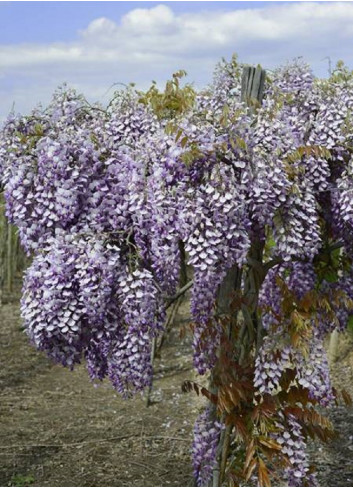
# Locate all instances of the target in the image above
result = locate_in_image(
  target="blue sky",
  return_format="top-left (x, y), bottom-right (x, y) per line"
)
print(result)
top-left (0, 2), bottom-right (272, 43)
top-left (1, 1), bottom-right (352, 120)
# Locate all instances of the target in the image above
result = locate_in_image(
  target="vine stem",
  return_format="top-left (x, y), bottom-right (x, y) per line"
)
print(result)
top-left (219, 425), bottom-right (232, 484)
top-left (164, 280), bottom-right (193, 308)
top-left (145, 336), bottom-right (157, 407)
top-left (156, 295), bottom-right (183, 355)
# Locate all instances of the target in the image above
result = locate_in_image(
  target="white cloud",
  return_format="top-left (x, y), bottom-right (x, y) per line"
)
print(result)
top-left (1, 2), bottom-right (353, 119)
top-left (121, 4), bottom-right (176, 33)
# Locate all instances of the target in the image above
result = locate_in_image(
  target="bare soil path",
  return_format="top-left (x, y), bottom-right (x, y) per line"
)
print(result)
top-left (0, 303), bottom-right (200, 487)
top-left (1, 301), bottom-right (353, 487)
top-left (309, 336), bottom-right (353, 487)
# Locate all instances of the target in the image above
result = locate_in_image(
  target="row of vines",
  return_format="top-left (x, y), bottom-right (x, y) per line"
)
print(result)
top-left (0, 194), bottom-right (27, 304)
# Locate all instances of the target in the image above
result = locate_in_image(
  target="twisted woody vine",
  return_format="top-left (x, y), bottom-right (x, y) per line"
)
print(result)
top-left (1, 55), bottom-right (353, 486)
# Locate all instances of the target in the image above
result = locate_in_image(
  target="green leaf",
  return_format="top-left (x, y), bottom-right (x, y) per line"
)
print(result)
top-left (322, 269), bottom-right (338, 283)
top-left (175, 129), bottom-right (183, 142)
top-left (181, 136), bottom-right (189, 148)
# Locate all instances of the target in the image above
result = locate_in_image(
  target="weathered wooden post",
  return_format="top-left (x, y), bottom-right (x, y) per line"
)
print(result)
top-left (241, 65), bottom-right (266, 106)
top-left (210, 65), bottom-right (266, 487)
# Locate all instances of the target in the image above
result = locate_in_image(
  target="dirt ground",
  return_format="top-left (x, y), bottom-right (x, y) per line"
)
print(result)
top-left (1, 297), bottom-right (353, 487)
top-left (0, 300), bottom-right (203, 487)
top-left (309, 335), bottom-right (353, 487)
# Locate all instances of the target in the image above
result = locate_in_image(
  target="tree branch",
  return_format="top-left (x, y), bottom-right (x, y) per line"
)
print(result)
top-left (217, 153), bottom-right (241, 173)
top-left (164, 280), bottom-right (193, 308)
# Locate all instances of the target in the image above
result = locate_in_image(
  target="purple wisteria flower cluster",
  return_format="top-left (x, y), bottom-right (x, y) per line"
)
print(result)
top-left (255, 333), bottom-right (333, 406)
top-left (275, 413), bottom-right (317, 487)
top-left (21, 234), bottom-right (164, 396)
top-left (257, 262), bottom-right (336, 406)
top-left (192, 407), bottom-right (222, 486)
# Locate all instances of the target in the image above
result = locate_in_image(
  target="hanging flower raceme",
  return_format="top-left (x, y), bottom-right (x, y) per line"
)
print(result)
top-left (273, 182), bottom-right (322, 261)
top-left (21, 235), bottom-right (120, 367)
top-left (192, 407), bottom-right (222, 487)
top-left (255, 333), bottom-right (333, 406)
top-left (108, 268), bottom-right (165, 396)
top-left (275, 414), bottom-right (317, 487)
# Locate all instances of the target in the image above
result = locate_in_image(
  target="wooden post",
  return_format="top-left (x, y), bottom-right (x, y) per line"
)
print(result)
top-left (211, 65), bottom-right (266, 487)
top-left (241, 65), bottom-right (266, 106)
top-left (216, 64), bottom-right (266, 325)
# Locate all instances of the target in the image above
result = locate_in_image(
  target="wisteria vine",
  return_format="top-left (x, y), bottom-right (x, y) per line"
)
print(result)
top-left (1, 56), bottom-right (353, 486)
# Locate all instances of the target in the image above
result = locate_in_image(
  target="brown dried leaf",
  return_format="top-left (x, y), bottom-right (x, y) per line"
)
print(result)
top-left (245, 458), bottom-right (257, 482)
top-left (230, 415), bottom-right (248, 441)
top-left (258, 458), bottom-right (271, 487)
top-left (259, 436), bottom-right (282, 451)
top-left (244, 439), bottom-right (255, 471)
top-left (200, 387), bottom-right (218, 404)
